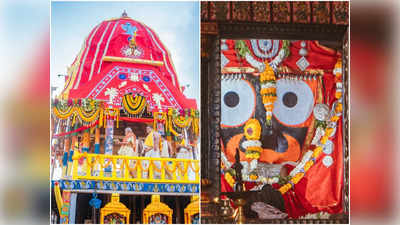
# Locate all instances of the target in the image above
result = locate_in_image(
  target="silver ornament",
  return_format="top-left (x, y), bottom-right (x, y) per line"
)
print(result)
top-left (313, 103), bottom-right (330, 121)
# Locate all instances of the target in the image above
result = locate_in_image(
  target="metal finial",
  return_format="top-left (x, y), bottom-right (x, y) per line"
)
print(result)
top-left (122, 10), bottom-right (128, 17)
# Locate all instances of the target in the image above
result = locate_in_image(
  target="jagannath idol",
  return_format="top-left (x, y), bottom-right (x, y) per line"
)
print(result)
top-left (50, 12), bottom-right (200, 224)
top-left (219, 39), bottom-right (344, 219)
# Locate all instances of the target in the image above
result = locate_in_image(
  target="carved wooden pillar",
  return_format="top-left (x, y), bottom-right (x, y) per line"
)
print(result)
top-left (208, 34), bottom-right (221, 199)
top-left (94, 126), bottom-right (100, 153)
top-left (175, 196), bottom-right (181, 224)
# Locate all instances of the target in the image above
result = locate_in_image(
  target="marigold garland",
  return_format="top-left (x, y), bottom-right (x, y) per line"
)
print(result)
top-left (53, 100), bottom-right (106, 128)
top-left (76, 107), bottom-right (101, 124)
top-left (153, 112), bottom-right (167, 131)
top-left (249, 171), bottom-right (259, 180)
top-left (245, 152), bottom-right (261, 159)
top-left (279, 183), bottom-right (292, 194)
top-left (151, 161), bottom-right (163, 173)
top-left (122, 94), bottom-right (147, 115)
top-left (173, 116), bottom-right (192, 128)
top-left (335, 103), bottom-right (343, 113)
top-left (330, 115), bottom-right (340, 122)
top-left (303, 160), bottom-right (314, 171)
top-left (279, 99), bottom-right (342, 194)
top-left (225, 172), bottom-right (235, 188)
top-left (168, 118), bottom-right (181, 136)
top-left (188, 161), bottom-right (200, 173)
top-left (176, 162), bottom-right (190, 175)
top-left (53, 106), bottom-right (75, 120)
top-left (164, 161), bottom-right (178, 173)
top-left (259, 62), bottom-right (277, 125)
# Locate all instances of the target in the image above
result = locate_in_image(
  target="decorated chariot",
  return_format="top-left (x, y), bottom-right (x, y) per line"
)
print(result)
top-left (51, 12), bottom-right (199, 224)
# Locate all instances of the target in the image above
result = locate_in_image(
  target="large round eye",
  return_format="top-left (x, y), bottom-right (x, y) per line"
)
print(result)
top-left (221, 79), bottom-right (256, 127)
top-left (273, 79), bottom-right (314, 126)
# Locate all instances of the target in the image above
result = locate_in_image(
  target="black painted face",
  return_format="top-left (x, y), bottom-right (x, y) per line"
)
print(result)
top-left (221, 76), bottom-right (312, 156)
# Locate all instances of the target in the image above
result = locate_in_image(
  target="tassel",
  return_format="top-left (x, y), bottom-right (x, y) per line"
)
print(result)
top-left (116, 109), bottom-right (119, 128)
top-left (99, 108), bottom-right (104, 128)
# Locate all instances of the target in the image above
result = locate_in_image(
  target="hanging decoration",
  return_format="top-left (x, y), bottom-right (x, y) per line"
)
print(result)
top-left (153, 111), bottom-right (168, 135)
top-left (172, 115), bottom-right (192, 129)
top-left (89, 193), bottom-right (102, 209)
top-left (53, 105), bottom-right (75, 120)
top-left (52, 99), bottom-right (104, 127)
top-left (122, 93), bottom-right (147, 116)
top-left (76, 106), bottom-right (102, 125)
top-left (296, 41), bottom-right (310, 71)
top-left (163, 108), bottom-right (199, 138)
top-left (259, 61), bottom-right (277, 126)
top-left (52, 97), bottom-right (198, 138)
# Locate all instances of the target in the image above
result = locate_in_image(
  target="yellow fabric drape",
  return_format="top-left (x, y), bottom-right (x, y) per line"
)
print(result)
top-left (144, 131), bottom-right (154, 147)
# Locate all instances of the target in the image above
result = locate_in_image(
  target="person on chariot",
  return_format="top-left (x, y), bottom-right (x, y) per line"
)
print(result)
top-left (117, 127), bottom-right (138, 178)
top-left (143, 126), bottom-right (162, 178)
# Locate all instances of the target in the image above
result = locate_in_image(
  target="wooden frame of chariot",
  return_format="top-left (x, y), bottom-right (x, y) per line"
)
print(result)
top-left (100, 193), bottom-right (131, 224)
top-left (201, 12), bottom-right (349, 225)
top-left (142, 195), bottom-right (173, 224)
top-left (184, 196), bottom-right (200, 224)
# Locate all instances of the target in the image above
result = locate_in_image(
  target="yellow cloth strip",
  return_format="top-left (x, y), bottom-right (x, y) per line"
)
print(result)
top-left (54, 183), bottom-right (64, 215)
top-left (103, 56), bottom-right (164, 66)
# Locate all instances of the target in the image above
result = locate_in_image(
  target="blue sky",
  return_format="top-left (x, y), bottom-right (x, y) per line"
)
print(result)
top-left (51, 1), bottom-right (200, 103)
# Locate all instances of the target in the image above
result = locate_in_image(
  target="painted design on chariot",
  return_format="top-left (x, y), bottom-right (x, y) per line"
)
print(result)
top-left (52, 180), bottom-right (199, 194)
top-left (85, 66), bottom-right (181, 110)
top-left (190, 214), bottom-right (199, 224)
top-left (104, 213), bottom-right (126, 224)
top-left (183, 196), bottom-right (200, 224)
top-left (149, 213), bottom-right (168, 224)
top-left (143, 25), bottom-right (178, 87)
top-left (100, 193), bottom-right (130, 224)
top-left (121, 22), bottom-right (143, 58)
top-left (143, 195), bottom-right (173, 224)
top-left (219, 39), bottom-right (344, 210)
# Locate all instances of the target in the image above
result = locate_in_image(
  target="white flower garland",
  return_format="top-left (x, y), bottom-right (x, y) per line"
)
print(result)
top-left (250, 39), bottom-right (280, 59)
top-left (241, 140), bottom-right (262, 149)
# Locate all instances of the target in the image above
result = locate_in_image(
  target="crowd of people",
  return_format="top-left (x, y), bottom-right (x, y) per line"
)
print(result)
top-left (51, 124), bottom-right (199, 181)
top-left (117, 125), bottom-right (198, 161)
top-left (116, 125), bottom-right (198, 180)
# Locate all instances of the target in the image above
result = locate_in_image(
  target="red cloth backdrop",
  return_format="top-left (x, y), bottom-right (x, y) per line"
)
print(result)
top-left (220, 40), bottom-right (344, 218)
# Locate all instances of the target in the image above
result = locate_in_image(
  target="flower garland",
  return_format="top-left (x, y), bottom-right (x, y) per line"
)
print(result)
top-left (176, 162), bottom-right (190, 176)
top-left (76, 106), bottom-right (102, 125)
top-left (278, 58), bottom-right (343, 194)
top-left (53, 106), bottom-right (75, 120)
top-left (243, 119), bottom-right (262, 160)
top-left (164, 108), bottom-right (200, 138)
top-left (259, 62), bottom-right (277, 126)
top-left (188, 161), bottom-right (200, 173)
top-left (173, 116), bottom-right (192, 128)
top-left (153, 111), bottom-right (168, 132)
top-left (103, 108), bottom-right (120, 128)
top-left (164, 161), bottom-right (178, 173)
top-left (53, 99), bottom-right (107, 127)
top-left (122, 94), bottom-right (147, 116)
top-left (224, 169), bottom-right (236, 187)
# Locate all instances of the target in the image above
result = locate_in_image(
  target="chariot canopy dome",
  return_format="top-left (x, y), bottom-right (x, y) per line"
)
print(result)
top-left (60, 11), bottom-right (196, 111)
